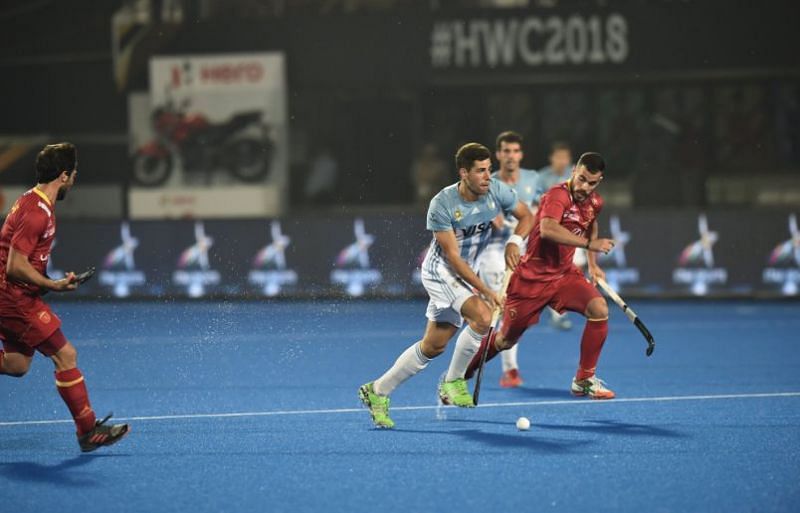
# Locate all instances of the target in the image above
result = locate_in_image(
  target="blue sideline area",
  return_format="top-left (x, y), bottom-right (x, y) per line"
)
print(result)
top-left (1, 300), bottom-right (799, 513)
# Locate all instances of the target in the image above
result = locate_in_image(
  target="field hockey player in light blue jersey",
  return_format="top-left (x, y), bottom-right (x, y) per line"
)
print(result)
top-left (359, 142), bottom-right (535, 429)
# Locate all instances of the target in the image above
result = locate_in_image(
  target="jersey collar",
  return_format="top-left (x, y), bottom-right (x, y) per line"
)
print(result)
top-left (32, 187), bottom-right (52, 206)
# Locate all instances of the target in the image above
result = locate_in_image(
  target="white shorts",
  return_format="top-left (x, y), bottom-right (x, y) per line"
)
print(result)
top-left (421, 267), bottom-right (476, 328)
top-left (477, 245), bottom-right (506, 293)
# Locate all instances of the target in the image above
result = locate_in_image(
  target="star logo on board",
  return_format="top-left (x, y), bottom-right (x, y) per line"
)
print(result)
top-left (762, 214), bottom-right (800, 296)
top-left (99, 222), bottom-right (146, 297)
top-left (331, 218), bottom-right (382, 296)
top-left (172, 221), bottom-right (220, 297)
top-left (767, 214), bottom-right (800, 267)
top-left (673, 214), bottom-right (727, 296)
top-left (678, 214), bottom-right (718, 268)
top-left (249, 221), bottom-right (298, 296)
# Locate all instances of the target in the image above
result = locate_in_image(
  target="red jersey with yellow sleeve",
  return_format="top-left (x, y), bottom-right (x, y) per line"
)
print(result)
top-left (0, 188), bottom-right (57, 301)
top-left (516, 181), bottom-right (603, 282)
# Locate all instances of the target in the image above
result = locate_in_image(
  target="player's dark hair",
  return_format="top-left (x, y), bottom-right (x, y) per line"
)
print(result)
top-left (495, 131), bottom-right (523, 150)
top-left (576, 152), bottom-right (605, 174)
top-left (550, 141), bottom-right (571, 154)
top-left (36, 143), bottom-right (77, 184)
top-left (455, 143), bottom-right (491, 171)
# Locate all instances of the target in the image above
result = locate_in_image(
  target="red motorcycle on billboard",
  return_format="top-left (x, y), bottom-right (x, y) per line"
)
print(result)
top-left (132, 99), bottom-right (275, 187)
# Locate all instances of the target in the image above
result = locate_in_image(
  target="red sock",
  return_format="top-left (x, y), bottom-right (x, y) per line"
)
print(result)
top-left (465, 332), bottom-right (500, 380)
top-left (55, 368), bottom-right (96, 435)
top-left (576, 319), bottom-right (609, 380)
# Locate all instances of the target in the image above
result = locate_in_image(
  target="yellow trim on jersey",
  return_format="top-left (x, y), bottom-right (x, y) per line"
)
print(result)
top-left (31, 187), bottom-right (52, 206)
top-left (55, 376), bottom-right (84, 388)
top-left (588, 317), bottom-right (609, 322)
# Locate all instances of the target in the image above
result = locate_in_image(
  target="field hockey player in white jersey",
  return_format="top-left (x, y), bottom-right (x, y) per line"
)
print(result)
top-left (359, 143), bottom-right (534, 429)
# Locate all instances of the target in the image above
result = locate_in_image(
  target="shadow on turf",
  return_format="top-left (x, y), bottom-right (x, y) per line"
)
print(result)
top-left (444, 419), bottom-right (687, 439)
top-left (395, 428), bottom-right (590, 453)
top-left (535, 419), bottom-right (688, 438)
top-left (0, 454), bottom-right (125, 487)
top-left (492, 386), bottom-right (570, 399)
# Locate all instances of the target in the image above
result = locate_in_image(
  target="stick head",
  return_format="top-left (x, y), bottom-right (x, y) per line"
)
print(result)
top-left (75, 267), bottom-right (96, 285)
top-left (635, 317), bottom-right (655, 356)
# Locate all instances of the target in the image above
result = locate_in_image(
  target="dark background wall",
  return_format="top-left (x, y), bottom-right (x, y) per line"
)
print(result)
top-left (0, 0), bottom-right (798, 206)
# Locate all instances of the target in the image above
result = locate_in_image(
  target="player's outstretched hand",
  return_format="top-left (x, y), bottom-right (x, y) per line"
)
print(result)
top-left (588, 238), bottom-right (616, 255)
top-left (51, 272), bottom-right (78, 292)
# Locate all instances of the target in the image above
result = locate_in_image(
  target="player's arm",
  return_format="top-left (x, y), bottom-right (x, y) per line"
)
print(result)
top-left (585, 221), bottom-right (606, 284)
top-left (504, 200), bottom-right (534, 271)
top-left (434, 230), bottom-right (500, 309)
top-left (540, 217), bottom-right (614, 254)
top-left (7, 247), bottom-right (77, 292)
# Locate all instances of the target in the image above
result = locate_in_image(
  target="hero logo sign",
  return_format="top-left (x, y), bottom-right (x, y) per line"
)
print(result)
top-left (199, 62), bottom-right (264, 84)
top-left (431, 14), bottom-right (628, 69)
top-left (170, 60), bottom-right (266, 88)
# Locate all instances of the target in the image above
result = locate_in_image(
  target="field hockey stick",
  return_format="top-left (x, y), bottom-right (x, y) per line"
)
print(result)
top-left (473, 269), bottom-right (513, 406)
top-left (596, 278), bottom-right (655, 356)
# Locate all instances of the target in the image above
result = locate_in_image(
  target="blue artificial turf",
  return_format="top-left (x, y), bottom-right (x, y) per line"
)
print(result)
top-left (1, 300), bottom-right (799, 513)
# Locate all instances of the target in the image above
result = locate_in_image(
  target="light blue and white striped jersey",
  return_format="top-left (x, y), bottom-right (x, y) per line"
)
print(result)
top-left (422, 179), bottom-right (518, 279)
top-left (485, 168), bottom-right (541, 249)
top-left (535, 165), bottom-right (572, 204)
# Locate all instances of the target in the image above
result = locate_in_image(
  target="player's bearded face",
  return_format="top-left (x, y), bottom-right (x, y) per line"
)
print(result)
top-left (570, 165), bottom-right (602, 202)
top-left (461, 158), bottom-right (492, 196)
top-left (57, 170), bottom-right (77, 201)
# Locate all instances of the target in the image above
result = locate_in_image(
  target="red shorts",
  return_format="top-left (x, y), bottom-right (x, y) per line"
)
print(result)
top-left (501, 268), bottom-right (601, 342)
top-left (0, 298), bottom-right (64, 357)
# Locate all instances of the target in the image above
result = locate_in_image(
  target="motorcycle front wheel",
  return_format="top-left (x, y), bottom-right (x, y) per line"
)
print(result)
top-left (228, 138), bottom-right (273, 183)
top-left (132, 153), bottom-right (173, 187)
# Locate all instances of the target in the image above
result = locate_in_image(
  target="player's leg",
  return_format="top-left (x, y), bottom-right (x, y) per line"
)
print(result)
top-left (360, 271), bottom-right (467, 427)
top-left (554, 273), bottom-right (615, 399)
top-left (464, 276), bottom-right (550, 380)
top-left (439, 295), bottom-right (492, 407)
top-left (42, 330), bottom-right (129, 450)
top-left (0, 339), bottom-right (34, 377)
top-left (550, 250), bottom-right (585, 331)
top-left (360, 320), bottom-right (458, 428)
top-left (499, 344), bottom-right (522, 387)
top-left (478, 246), bottom-right (525, 387)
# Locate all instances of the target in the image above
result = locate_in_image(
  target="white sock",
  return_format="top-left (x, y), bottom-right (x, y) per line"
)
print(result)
top-left (373, 342), bottom-right (430, 396)
top-left (501, 343), bottom-right (519, 372)
top-left (445, 326), bottom-right (485, 382)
